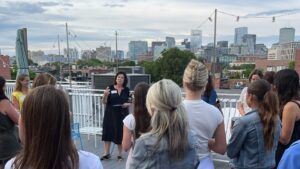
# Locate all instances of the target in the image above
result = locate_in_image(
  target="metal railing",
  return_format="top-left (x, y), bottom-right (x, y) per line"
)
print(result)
top-left (5, 82), bottom-right (240, 148)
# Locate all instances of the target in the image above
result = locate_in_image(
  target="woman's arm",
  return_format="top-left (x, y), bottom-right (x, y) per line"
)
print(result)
top-left (237, 88), bottom-right (247, 116)
top-left (280, 102), bottom-right (298, 145)
top-left (3, 100), bottom-right (20, 124)
top-left (102, 87), bottom-right (110, 104)
top-left (122, 125), bottom-right (133, 152)
top-left (208, 121), bottom-right (226, 154)
top-left (11, 95), bottom-right (20, 111)
top-left (227, 119), bottom-right (247, 158)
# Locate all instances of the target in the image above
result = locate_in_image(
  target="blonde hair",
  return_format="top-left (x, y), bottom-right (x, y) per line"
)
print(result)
top-left (15, 74), bottom-right (29, 92)
top-left (146, 79), bottom-right (189, 160)
top-left (183, 59), bottom-right (208, 91)
top-left (32, 73), bottom-right (56, 88)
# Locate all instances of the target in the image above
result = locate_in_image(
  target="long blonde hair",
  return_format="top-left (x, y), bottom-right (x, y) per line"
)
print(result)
top-left (146, 79), bottom-right (189, 160)
top-left (14, 74), bottom-right (29, 92)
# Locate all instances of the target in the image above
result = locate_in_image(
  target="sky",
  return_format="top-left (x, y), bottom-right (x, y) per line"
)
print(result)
top-left (0, 0), bottom-right (300, 56)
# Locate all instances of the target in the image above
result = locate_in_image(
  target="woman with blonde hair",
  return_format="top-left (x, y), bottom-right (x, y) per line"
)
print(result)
top-left (5, 86), bottom-right (103, 169)
top-left (129, 79), bottom-right (198, 169)
top-left (183, 59), bottom-right (226, 169)
top-left (12, 74), bottom-right (29, 111)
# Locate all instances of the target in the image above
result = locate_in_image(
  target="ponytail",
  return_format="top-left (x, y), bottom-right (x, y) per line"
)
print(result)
top-left (258, 90), bottom-right (279, 151)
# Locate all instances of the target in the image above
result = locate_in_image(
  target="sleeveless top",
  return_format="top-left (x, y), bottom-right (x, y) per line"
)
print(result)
top-left (276, 100), bottom-right (300, 166)
top-left (0, 98), bottom-right (21, 161)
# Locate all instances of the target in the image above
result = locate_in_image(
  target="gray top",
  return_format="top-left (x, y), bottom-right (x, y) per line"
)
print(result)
top-left (128, 132), bottom-right (198, 169)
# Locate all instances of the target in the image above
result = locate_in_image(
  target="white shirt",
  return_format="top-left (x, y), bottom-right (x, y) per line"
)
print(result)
top-left (123, 114), bottom-right (135, 169)
top-left (183, 99), bottom-right (223, 160)
top-left (5, 151), bottom-right (103, 169)
top-left (237, 87), bottom-right (252, 114)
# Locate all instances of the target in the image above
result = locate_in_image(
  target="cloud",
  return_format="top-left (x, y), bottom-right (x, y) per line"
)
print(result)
top-left (0, 2), bottom-right (45, 15)
top-left (103, 3), bottom-right (125, 8)
top-left (246, 9), bottom-right (300, 17)
top-left (38, 2), bottom-right (60, 6)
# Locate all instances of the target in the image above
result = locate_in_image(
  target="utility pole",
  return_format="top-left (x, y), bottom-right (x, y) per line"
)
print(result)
top-left (115, 31), bottom-right (118, 73)
top-left (58, 34), bottom-right (62, 87)
top-left (66, 23), bottom-right (72, 87)
top-left (212, 9), bottom-right (217, 77)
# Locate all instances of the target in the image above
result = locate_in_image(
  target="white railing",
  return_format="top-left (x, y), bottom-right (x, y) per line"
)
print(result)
top-left (5, 82), bottom-right (240, 147)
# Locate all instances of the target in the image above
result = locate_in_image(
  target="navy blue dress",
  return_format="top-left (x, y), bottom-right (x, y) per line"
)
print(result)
top-left (102, 85), bottom-right (129, 144)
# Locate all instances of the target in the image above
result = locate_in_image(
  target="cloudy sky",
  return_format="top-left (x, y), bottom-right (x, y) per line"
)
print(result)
top-left (0, 0), bottom-right (300, 56)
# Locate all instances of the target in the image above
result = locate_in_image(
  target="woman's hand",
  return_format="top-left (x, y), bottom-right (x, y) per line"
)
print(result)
top-left (122, 103), bottom-right (131, 108)
top-left (104, 87), bottom-right (110, 96)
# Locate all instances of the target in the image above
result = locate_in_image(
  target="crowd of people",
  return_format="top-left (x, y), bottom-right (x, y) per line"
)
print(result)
top-left (1, 61), bottom-right (300, 169)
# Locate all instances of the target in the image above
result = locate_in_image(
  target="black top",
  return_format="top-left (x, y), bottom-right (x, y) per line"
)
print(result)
top-left (275, 100), bottom-right (300, 167)
top-left (0, 98), bottom-right (21, 161)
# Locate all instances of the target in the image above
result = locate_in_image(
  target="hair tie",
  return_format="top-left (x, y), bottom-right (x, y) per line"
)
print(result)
top-left (170, 107), bottom-right (177, 111)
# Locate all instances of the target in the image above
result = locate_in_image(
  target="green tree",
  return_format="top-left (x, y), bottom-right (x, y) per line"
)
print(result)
top-left (155, 48), bottom-right (196, 86)
top-left (120, 60), bottom-right (135, 66)
top-left (288, 61), bottom-right (295, 69)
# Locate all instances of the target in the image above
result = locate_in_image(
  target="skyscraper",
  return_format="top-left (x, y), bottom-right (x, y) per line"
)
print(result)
top-left (279, 27), bottom-right (295, 44)
top-left (242, 34), bottom-right (256, 55)
top-left (166, 37), bottom-right (175, 48)
top-left (128, 41), bottom-right (148, 61)
top-left (234, 27), bottom-right (248, 45)
top-left (190, 29), bottom-right (202, 53)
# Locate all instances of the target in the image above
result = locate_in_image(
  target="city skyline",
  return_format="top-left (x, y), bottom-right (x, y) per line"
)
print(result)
top-left (0, 0), bottom-right (300, 56)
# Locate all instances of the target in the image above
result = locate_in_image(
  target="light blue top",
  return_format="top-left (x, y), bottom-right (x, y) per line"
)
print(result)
top-left (278, 140), bottom-right (300, 169)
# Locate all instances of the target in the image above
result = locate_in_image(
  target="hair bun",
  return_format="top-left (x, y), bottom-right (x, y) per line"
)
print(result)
top-left (183, 59), bottom-right (208, 88)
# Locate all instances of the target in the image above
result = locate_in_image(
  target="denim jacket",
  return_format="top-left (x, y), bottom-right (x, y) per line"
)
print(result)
top-left (227, 110), bottom-right (281, 169)
top-left (128, 132), bottom-right (198, 169)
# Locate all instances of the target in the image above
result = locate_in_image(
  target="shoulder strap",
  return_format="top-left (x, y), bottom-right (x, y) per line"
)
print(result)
top-left (291, 100), bottom-right (300, 108)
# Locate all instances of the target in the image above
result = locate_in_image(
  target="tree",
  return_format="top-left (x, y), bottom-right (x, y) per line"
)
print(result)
top-left (119, 60), bottom-right (135, 66)
top-left (144, 48), bottom-right (196, 86)
top-left (288, 61), bottom-right (295, 69)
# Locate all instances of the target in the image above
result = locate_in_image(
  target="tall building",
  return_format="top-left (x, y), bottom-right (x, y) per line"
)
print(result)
top-left (234, 27), bottom-right (248, 45)
top-left (190, 30), bottom-right (202, 53)
top-left (279, 27), bottom-right (295, 44)
top-left (242, 34), bottom-right (256, 55)
top-left (255, 44), bottom-right (268, 57)
top-left (151, 41), bottom-right (166, 55)
top-left (95, 46), bottom-right (111, 61)
top-left (153, 45), bottom-right (167, 60)
top-left (166, 37), bottom-right (175, 48)
top-left (217, 41), bottom-right (229, 55)
top-left (128, 41), bottom-right (148, 61)
top-left (64, 48), bottom-right (79, 61)
top-left (268, 42), bottom-right (300, 60)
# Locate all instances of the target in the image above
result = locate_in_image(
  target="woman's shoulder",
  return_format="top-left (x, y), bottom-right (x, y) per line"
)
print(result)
top-left (4, 157), bottom-right (15, 169)
top-left (78, 151), bottom-right (103, 169)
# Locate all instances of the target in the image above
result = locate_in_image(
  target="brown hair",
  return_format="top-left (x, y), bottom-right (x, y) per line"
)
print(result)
top-left (114, 71), bottom-right (128, 87)
top-left (32, 72), bottom-right (57, 88)
top-left (133, 82), bottom-right (151, 139)
top-left (13, 86), bottom-right (79, 169)
top-left (247, 79), bottom-right (279, 151)
top-left (183, 59), bottom-right (208, 92)
top-left (263, 71), bottom-right (275, 85)
top-left (248, 69), bottom-right (263, 82)
top-left (14, 74), bottom-right (29, 92)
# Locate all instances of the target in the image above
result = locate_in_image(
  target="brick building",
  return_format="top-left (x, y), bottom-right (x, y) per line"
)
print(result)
top-left (295, 49), bottom-right (300, 75)
top-left (255, 59), bottom-right (289, 72)
top-left (0, 55), bottom-right (11, 79)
